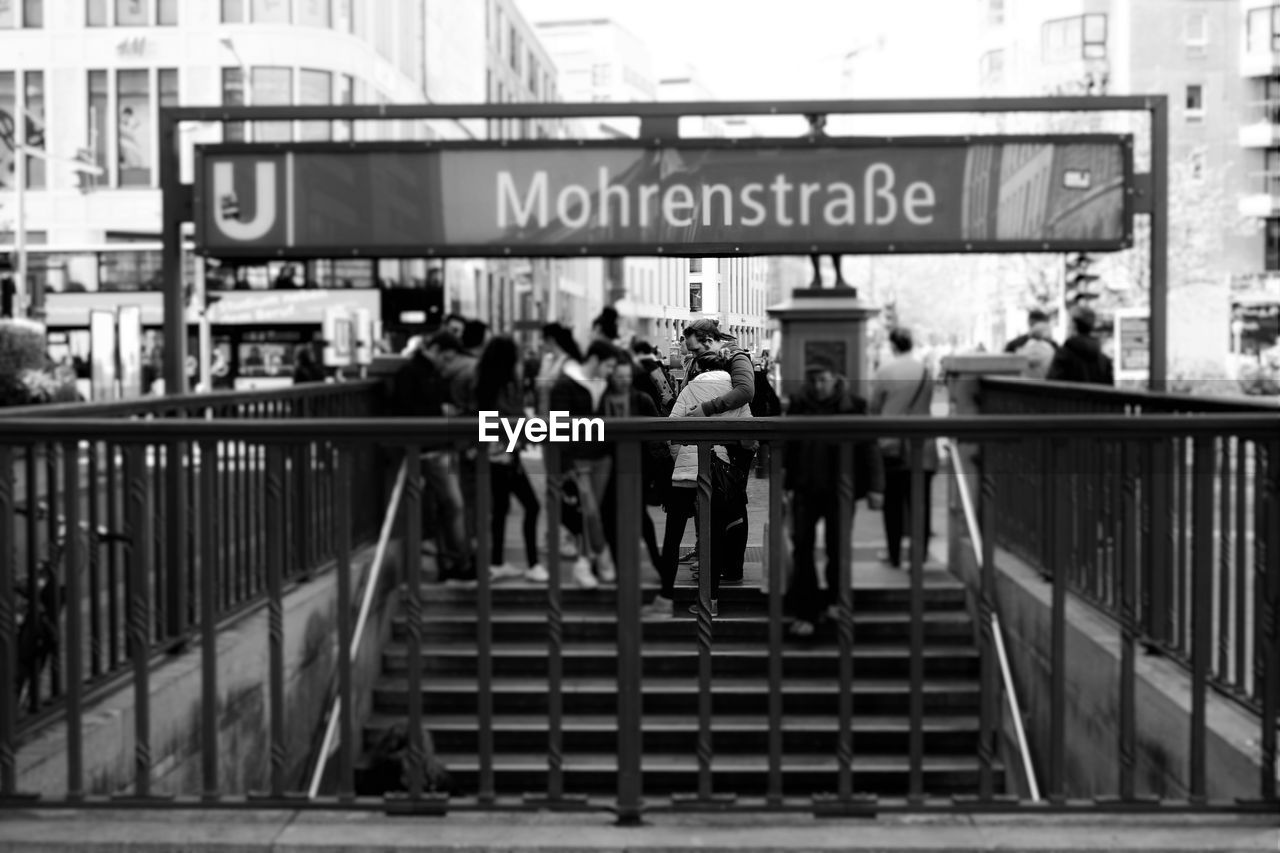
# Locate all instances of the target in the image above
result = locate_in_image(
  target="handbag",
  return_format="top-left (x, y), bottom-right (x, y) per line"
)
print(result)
top-left (878, 367), bottom-right (931, 461)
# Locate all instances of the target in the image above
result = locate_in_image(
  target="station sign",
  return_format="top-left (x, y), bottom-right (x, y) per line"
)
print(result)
top-left (194, 136), bottom-right (1133, 257)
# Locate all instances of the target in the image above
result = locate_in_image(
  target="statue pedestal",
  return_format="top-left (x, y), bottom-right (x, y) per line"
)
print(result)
top-left (766, 288), bottom-right (880, 403)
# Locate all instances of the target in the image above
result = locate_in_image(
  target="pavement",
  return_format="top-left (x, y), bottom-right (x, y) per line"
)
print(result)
top-left (0, 808), bottom-right (1274, 851)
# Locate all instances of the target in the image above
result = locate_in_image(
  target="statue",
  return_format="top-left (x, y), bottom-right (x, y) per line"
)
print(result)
top-left (804, 114), bottom-right (853, 293)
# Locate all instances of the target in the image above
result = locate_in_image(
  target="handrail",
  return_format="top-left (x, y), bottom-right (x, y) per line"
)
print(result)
top-left (942, 438), bottom-right (1041, 802)
top-left (0, 380), bottom-right (384, 419)
top-left (306, 454), bottom-right (410, 798)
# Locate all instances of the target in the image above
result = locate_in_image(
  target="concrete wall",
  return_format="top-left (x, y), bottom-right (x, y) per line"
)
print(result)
top-left (17, 543), bottom-right (383, 797)
top-left (950, 516), bottom-right (1271, 799)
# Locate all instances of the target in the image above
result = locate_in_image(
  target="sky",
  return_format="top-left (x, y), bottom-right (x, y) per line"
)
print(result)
top-left (515, 0), bottom-right (979, 102)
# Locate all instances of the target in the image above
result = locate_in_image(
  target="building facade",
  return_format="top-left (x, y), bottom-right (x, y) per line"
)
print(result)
top-left (974, 0), bottom-right (1262, 370)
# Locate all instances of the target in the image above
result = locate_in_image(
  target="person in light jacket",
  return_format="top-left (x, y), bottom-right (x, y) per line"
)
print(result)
top-left (870, 327), bottom-right (939, 569)
top-left (642, 350), bottom-right (753, 620)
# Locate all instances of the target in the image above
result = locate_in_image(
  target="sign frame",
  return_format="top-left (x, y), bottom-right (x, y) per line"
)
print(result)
top-left (1112, 306), bottom-right (1151, 382)
top-left (193, 133), bottom-right (1135, 259)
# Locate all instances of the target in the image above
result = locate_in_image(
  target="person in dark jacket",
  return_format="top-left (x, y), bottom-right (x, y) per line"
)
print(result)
top-left (390, 331), bottom-right (473, 583)
top-left (1047, 304), bottom-right (1114, 386)
top-left (548, 340), bottom-right (620, 588)
top-left (784, 361), bottom-right (885, 639)
top-left (600, 355), bottom-right (665, 573)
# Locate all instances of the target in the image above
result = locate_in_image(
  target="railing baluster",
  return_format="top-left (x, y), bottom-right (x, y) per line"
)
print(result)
top-left (199, 439), bottom-right (219, 801)
top-left (63, 441), bottom-right (84, 801)
top-left (164, 440), bottom-right (188, 641)
top-left (124, 445), bottom-right (153, 798)
top-left (1148, 440), bottom-right (1171, 646)
top-left (87, 442), bottom-right (102, 679)
top-left (1259, 440), bottom-right (1279, 801)
top-left (400, 445), bottom-right (426, 800)
top-left (1050, 437), bottom-right (1067, 804)
top-left (978, 449), bottom-right (997, 801)
top-left (615, 441), bottom-right (644, 825)
top-left (541, 444), bottom-right (566, 803)
top-left (1189, 435), bottom-right (1213, 804)
top-left (107, 442), bottom-right (121, 670)
top-left (476, 449), bottom-right (495, 805)
top-left (907, 439), bottom-right (925, 803)
top-left (1119, 440), bottom-right (1138, 801)
top-left (696, 442), bottom-right (714, 802)
top-left (1217, 437), bottom-right (1232, 686)
top-left (1234, 438), bottom-right (1248, 695)
top-left (0, 446), bottom-right (16, 794)
top-left (265, 445), bottom-right (287, 799)
top-left (766, 442), bottom-right (784, 806)
top-left (334, 444), bottom-right (355, 801)
top-left (1176, 437), bottom-right (1190, 653)
top-left (46, 443), bottom-right (62, 699)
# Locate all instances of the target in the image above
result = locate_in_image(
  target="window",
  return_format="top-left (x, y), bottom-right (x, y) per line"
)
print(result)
top-left (21, 72), bottom-right (44, 190)
top-left (87, 0), bottom-right (108, 25)
top-left (221, 67), bottom-right (246, 141)
top-left (116, 0), bottom-right (146, 25)
top-left (252, 67), bottom-right (293, 142)
top-left (1042, 14), bottom-right (1107, 63)
top-left (157, 0), bottom-right (176, 25)
top-left (509, 24), bottom-right (518, 70)
top-left (979, 49), bottom-right (1004, 90)
top-left (1266, 219), bottom-right (1280, 271)
top-left (1248, 6), bottom-right (1280, 53)
top-left (987, 0), bottom-right (1003, 26)
top-left (333, 73), bottom-right (353, 141)
top-left (117, 70), bottom-right (150, 186)
top-left (251, 0), bottom-right (289, 22)
top-left (1186, 84), bottom-right (1204, 121)
top-left (332, 0), bottom-right (350, 31)
top-left (1, 0), bottom-right (41, 26)
top-left (1188, 149), bottom-right (1205, 183)
top-left (689, 258), bottom-right (702, 273)
top-left (88, 70), bottom-right (108, 179)
top-left (1184, 11), bottom-right (1207, 45)
top-left (297, 0), bottom-right (329, 27)
top-left (221, 0), bottom-right (244, 22)
top-left (299, 69), bottom-right (332, 141)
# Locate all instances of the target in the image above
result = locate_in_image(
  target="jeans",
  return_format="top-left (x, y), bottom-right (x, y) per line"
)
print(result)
top-left (490, 460), bottom-right (540, 567)
top-left (569, 456), bottom-right (612, 561)
top-left (421, 451), bottom-right (469, 576)
top-left (787, 493), bottom-right (854, 622)
top-left (882, 460), bottom-right (934, 567)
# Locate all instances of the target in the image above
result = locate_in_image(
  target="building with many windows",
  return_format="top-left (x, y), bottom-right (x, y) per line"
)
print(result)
top-left (973, 0), bottom-right (1264, 372)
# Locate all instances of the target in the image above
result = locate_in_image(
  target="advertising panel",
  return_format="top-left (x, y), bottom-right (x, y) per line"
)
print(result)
top-left (89, 310), bottom-right (118, 401)
top-left (196, 136), bottom-right (1133, 257)
top-left (116, 304), bottom-right (144, 399)
top-left (1113, 308), bottom-right (1150, 381)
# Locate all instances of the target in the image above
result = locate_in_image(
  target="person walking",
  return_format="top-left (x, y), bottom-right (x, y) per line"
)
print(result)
top-left (474, 336), bottom-right (544, 583)
top-left (783, 361), bottom-right (884, 639)
top-left (1046, 304), bottom-right (1115, 386)
top-left (871, 327), bottom-right (939, 569)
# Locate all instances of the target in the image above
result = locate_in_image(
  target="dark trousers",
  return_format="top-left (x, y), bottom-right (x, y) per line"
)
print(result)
top-left (490, 461), bottom-right (540, 567)
top-left (601, 470), bottom-right (663, 571)
top-left (883, 462), bottom-right (934, 568)
top-left (787, 493), bottom-right (853, 622)
top-left (658, 487), bottom-right (697, 598)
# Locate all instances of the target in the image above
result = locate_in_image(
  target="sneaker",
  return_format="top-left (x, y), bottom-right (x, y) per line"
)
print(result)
top-left (573, 557), bottom-right (599, 590)
top-left (490, 563), bottom-right (524, 583)
top-left (678, 550), bottom-right (698, 564)
top-left (559, 532), bottom-right (578, 559)
top-left (596, 551), bottom-right (617, 584)
top-left (640, 595), bottom-right (675, 619)
top-left (688, 599), bottom-right (719, 617)
top-left (525, 564), bottom-right (549, 583)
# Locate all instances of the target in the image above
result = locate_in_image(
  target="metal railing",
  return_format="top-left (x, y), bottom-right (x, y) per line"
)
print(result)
top-left (0, 381), bottom-right (386, 733)
top-left (1246, 99), bottom-right (1280, 125)
top-left (0, 413), bottom-right (1276, 818)
top-left (941, 438), bottom-right (1040, 802)
top-left (979, 377), bottom-right (1279, 716)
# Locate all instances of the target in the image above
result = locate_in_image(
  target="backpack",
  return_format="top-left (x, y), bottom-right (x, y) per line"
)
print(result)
top-left (750, 370), bottom-right (782, 418)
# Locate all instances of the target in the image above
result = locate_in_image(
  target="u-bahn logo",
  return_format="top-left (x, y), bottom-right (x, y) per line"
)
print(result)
top-left (204, 155), bottom-right (290, 247)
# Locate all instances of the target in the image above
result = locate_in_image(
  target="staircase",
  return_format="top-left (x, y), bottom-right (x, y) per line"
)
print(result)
top-left (363, 573), bottom-right (1003, 800)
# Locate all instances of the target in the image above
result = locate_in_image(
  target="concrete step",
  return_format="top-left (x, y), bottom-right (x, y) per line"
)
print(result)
top-left (429, 751), bottom-right (1003, 797)
top-left (363, 712), bottom-right (985, 755)
top-left (373, 676), bottom-right (982, 716)
top-left (382, 641), bottom-right (981, 680)
top-left (391, 610), bottom-right (977, 645)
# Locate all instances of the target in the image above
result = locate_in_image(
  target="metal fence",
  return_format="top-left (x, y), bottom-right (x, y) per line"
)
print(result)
top-left (979, 378), bottom-right (1280, 717)
top-left (0, 382), bottom-right (385, 734)
top-left (0, 413), bottom-right (1276, 818)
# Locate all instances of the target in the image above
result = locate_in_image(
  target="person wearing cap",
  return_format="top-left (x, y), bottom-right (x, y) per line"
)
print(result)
top-left (783, 360), bottom-right (884, 639)
top-left (1046, 304), bottom-right (1114, 386)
